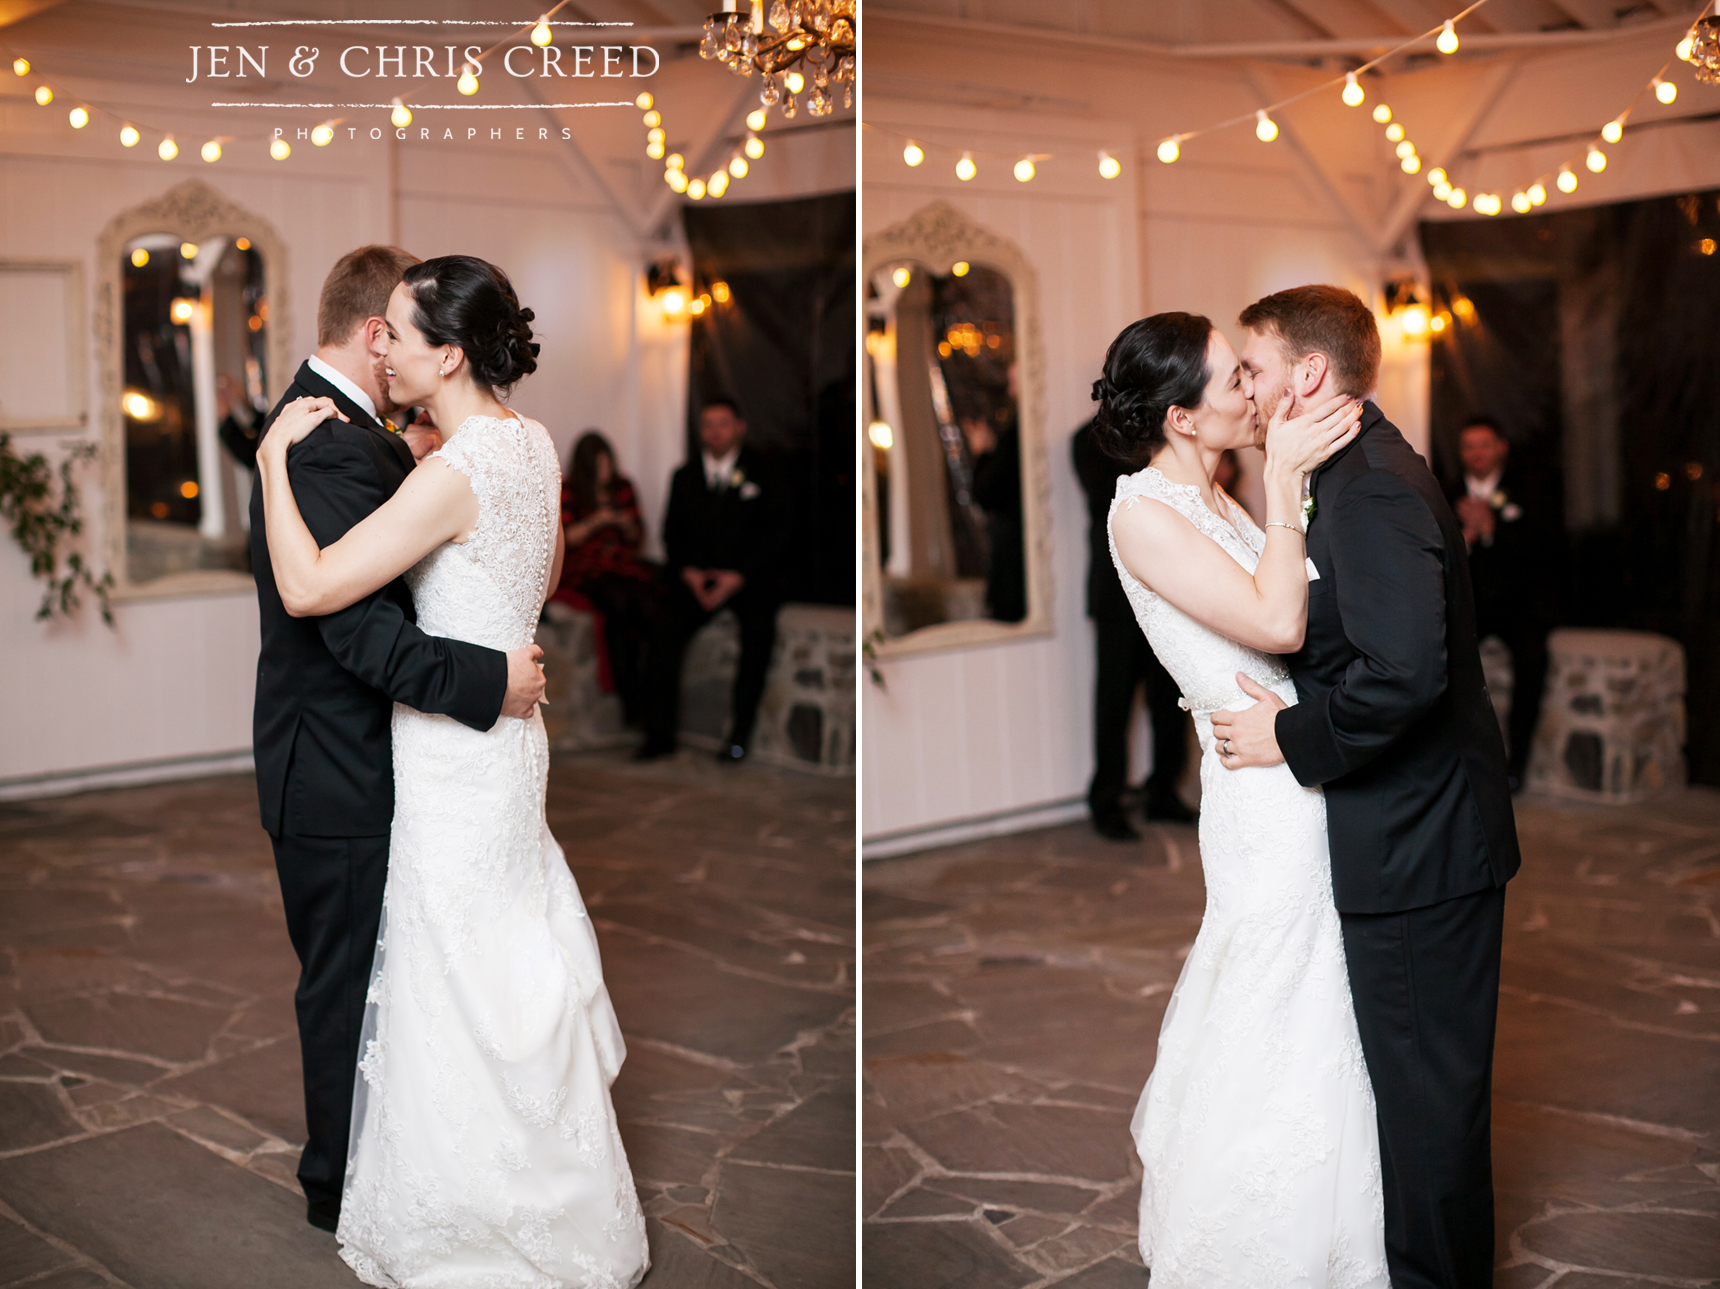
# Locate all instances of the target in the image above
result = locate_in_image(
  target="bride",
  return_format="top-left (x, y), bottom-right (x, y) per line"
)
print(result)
top-left (257, 255), bottom-right (649, 1289)
top-left (1097, 312), bottom-right (1386, 1287)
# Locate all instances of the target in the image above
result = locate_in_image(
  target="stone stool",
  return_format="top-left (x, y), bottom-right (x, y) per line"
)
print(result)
top-left (679, 603), bottom-right (855, 774)
top-left (1526, 628), bottom-right (1685, 802)
top-left (537, 600), bottom-right (628, 752)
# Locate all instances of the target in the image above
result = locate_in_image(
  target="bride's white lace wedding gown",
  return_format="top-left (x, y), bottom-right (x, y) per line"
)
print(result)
top-left (1108, 466), bottom-right (1387, 1289)
top-left (337, 413), bottom-right (649, 1289)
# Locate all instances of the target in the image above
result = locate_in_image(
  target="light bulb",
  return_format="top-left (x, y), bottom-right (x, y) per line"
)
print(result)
top-left (34, 85), bottom-right (51, 105)
top-left (1447, 187), bottom-right (1467, 208)
top-left (1098, 151), bottom-right (1121, 179)
top-left (744, 135), bottom-right (764, 159)
top-left (391, 100), bottom-right (412, 128)
top-left (903, 141), bottom-right (923, 166)
top-left (646, 141), bottom-right (664, 159)
top-left (746, 108), bottom-right (766, 131)
top-left (1157, 138), bottom-right (1179, 164)
top-left (271, 138), bottom-right (291, 160)
top-left (868, 421), bottom-right (893, 450)
top-left (647, 127), bottom-right (664, 143)
top-left (158, 137), bottom-right (177, 160)
top-left (1395, 140), bottom-right (1415, 159)
top-left (642, 111), bottom-right (661, 129)
top-left (1601, 119), bottom-right (1623, 143)
top-left (1427, 167), bottom-right (1447, 186)
top-left (1476, 194), bottom-right (1499, 215)
top-left (12, 57), bottom-right (27, 75)
top-left (1402, 154), bottom-right (1421, 174)
top-left (1386, 122), bottom-right (1404, 142)
top-left (312, 124), bottom-right (334, 146)
top-left (180, 242), bottom-right (197, 259)
top-left (1255, 110), bottom-right (1278, 142)
top-left (1437, 20), bottom-right (1458, 54)
top-left (1373, 104), bottom-right (1392, 124)
top-left (785, 71), bottom-right (804, 94)
top-left (952, 261), bottom-right (970, 277)
top-left (1655, 78), bottom-right (1677, 104)
top-left (666, 152), bottom-right (684, 170)
top-left (1433, 181), bottom-right (1452, 200)
top-left (956, 152), bottom-right (975, 181)
top-left (1586, 147), bottom-right (1606, 172)
top-left (687, 177), bottom-right (706, 200)
top-left (729, 155), bottom-right (748, 178)
top-left (201, 140), bottom-right (221, 162)
top-left (457, 68), bottom-right (479, 95)
top-left (1013, 157), bottom-right (1035, 182)
top-left (1511, 191), bottom-right (1531, 213)
top-left (666, 168), bottom-right (688, 192)
top-left (1342, 72), bottom-right (1364, 107)
top-left (120, 124), bottom-right (138, 147)
top-left (661, 288), bottom-right (685, 315)
top-left (1528, 183), bottom-right (1546, 205)
top-left (1557, 168), bottom-right (1577, 192)
top-left (1678, 33), bottom-right (1696, 60)
top-left (708, 171), bottom-right (728, 197)
top-left (130, 248), bottom-right (149, 267)
top-left (636, 92), bottom-right (653, 110)
top-left (891, 267), bottom-right (911, 288)
top-left (531, 17), bottom-right (552, 46)
top-left (68, 106), bottom-right (88, 128)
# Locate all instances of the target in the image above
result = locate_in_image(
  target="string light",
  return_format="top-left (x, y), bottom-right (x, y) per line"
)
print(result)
top-left (1395, 140), bottom-right (1415, 159)
top-left (531, 15), bottom-right (553, 46)
top-left (1447, 186), bottom-right (1467, 208)
top-left (12, 57), bottom-right (27, 75)
top-left (1373, 104), bottom-right (1392, 124)
top-left (745, 134), bottom-right (764, 159)
top-left (119, 124), bottom-right (138, 147)
top-left (1255, 110), bottom-right (1278, 142)
top-left (158, 137), bottom-right (177, 160)
top-left (1385, 122), bottom-right (1404, 142)
top-left (687, 177), bottom-right (706, 200)
top-left (1157, 138), bottom-right (1180, 163)
top-left (1511, 191), bottom-right (1531, 212)
top-left (746, 109), bottom-right (767, 130)
top-left (1528, 182), bottom-right (1547, 205)
top-left (1342, 72), bottom-right (1365, 107)
top-left (1437, 20), bottom-right (1460, 54)
top-left (1013, 157), bottom-right (1035, 182)
top-left (956, 152), bottom-right (976, 180)
top-left (1654, 76), bottom-right (1677, 103)
top-left (271, 138), bottom-right (291, 160)
top-left (312, 124), bottom-right (334, 146)
top-left (200, 139), bottom-right (221, 162)
top-left (729, 155), bottom-right (748, 177)
top-left (1677, 32), bottom-right (1695, 60)
top-left (1427, 167), bottom-right (1447, 186)
top-left (33, 84), bottom-right (50, 105)
top-left (1098, 150), bottom-right (1121, 178)
top-left (1601, 118), bottom-right (1624, 143)
top-left (1557, 168), bottom-right (1578, 192)
top-left (1402, 154), bottom-right (1422, 174)
top-left (68, 106), bottom-right (87, 128)
top-left (1586, 146), bottom-right (1607, 172)
top-left (903, 141), bottom-right (923, 166)
top-left (457, 63), bottom-right (479, 95)
top-left (708, 170), bottom-right (729, 197)
top-left (391, 99), bottom-right (412, 128)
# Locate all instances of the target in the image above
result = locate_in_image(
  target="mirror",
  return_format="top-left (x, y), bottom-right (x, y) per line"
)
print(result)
top-left (861, 202), bottom-right (1050, 655)
top-left (121, 234), bottom-right (267, 583)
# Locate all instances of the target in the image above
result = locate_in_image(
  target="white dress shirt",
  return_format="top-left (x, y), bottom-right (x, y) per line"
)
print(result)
top-left (702, 448), bottom-right (740, 490)
top-left (1465, 469), bottom-right (1503, 503)
top-left (307, 354), bottom-right (379, 425)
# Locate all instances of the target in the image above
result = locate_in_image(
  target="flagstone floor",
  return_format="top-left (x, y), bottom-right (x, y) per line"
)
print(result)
top-left (862, 790), bottom-right (1720, 1289)
top-left (0, 749), bottom-right (855, 1289)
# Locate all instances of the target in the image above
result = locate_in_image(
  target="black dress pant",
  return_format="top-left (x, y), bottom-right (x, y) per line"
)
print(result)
top-left (1088, 610), bottom-right (1188, 817)
top-left (1341, 883), bottom-right (1507, 1289)
top-left (1477, 602), bottom-right (1548, 782)
top-left (577, 572), bottom-right (661, 726)
top-left (643, 580), bottom-right (778, 750)
top-left (270, 831), bottom-right (388, 1226)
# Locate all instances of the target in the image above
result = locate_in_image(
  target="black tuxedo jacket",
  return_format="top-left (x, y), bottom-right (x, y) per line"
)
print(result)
top-left (662, 445), bottom-right (789, 593)
top-left (250, 361), bottom-right (506, 837)
top-left (1071, 419), bottom-right (1134, 625)
top-left (1445, 465), bottom-right (1560, 628)
top-left (1276, 403), bottom-right (1520, 914)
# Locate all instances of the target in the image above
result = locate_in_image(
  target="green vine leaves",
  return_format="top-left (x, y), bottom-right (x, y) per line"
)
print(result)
top-left (0, 434), bottom-right (114, 626)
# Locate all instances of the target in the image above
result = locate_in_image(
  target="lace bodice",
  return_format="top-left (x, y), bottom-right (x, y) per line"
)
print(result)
top-left (406, 413), bottom-right (561, 653)
top-left (1106, 466), bottom-right (1294, 718)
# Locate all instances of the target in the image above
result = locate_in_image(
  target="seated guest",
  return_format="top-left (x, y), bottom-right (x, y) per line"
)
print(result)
top-left (638, 397), bottom-right (788, 762)
top-left (553, 431), bottom-right (659, 725)
top-left (1448, 415), bottom-right (1558, 789)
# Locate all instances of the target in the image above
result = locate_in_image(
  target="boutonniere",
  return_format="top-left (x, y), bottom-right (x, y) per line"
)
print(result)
top-left (729, 467), bottom-right (746, 488)
top-left (1491, 489), bottom-right (1522, 521)
top-left (384, 418), bottom-right (402, 434)
top-left (1301, 494), bottom-right (1317, 529)
top-left (739, 481), bottom-right (761, 500)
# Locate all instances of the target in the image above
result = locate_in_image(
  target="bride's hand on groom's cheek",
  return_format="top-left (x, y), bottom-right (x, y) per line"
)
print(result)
top-left (1210, 674), bottom-right (1287, 770)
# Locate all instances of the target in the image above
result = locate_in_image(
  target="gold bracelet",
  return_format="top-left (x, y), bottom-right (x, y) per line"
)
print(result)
top-left (1264, 521), bottom-right (1304, 536)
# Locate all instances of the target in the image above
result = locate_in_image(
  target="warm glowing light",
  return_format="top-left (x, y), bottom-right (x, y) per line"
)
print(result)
top-left (1433, 181), bottom-right (1452, 200)
top-left (647, 128), bottom-right (664, 147)
top-left (729, 155), bottom-right (748, 177)
top-left (1528, 183), bottom-right (1546, 205)
top-left (903, 141), bottom-right (923, 166)
top-left (180, 242), bottom-right (197, 259)
top-left (1373, 104), bottom-right (1392, 124)
top-left (746, 109), bottom-right (766, 131)
top-left (69, 107), bottom-right (88, 128)
top-left (1586, 147), bottom-right (1606, 173)
top-left (1342, 72), bottom-right (1364, 106)
top-left (1401, 304), bottom-right (1430, 337)
top-left (120, 124), bottom-right (139, 147)
top-left (666, 168), bottom-right (688, 192)
top-left (785, 71), bottom-right (804, 94)
top-left (201, 140), bottom-right (221, 162)
top-left (1402, 154), bottom-right (1421, 174)
top-left (661, 288), bottom-right (686, 315)
top-left (1427, 167), bottom-right (1447, 186)
top-left (179, 480), bottom-right (199, 499)
top-left (1511, 191), bottom-right (1531, 213)
top-left (666, 152), bottom-right (684, 171)
top-left (646, 141), bottom-right (664, 159)
top-left (1655, 472), bottom-right (1671, 490)
top-left (392, 99), bottom-right (412, 128)
top-left (1395, 140), bottom-right (1415, 159)
top-left (457, 68), bottom-right (479, 95)
top-left (1430, 313), bottom-right (1448, 333)
top-left (312, 124), bottom-right (334, 146)
top-left (642, 112), bottom-right (661, 130)
top-left (1452, 296), bottom-right (1476, 322)
top-left (1386, 122), bottom-right (1404, 142)
top-left (1701, 238), bottom-right (1717, 256)
top-left (121, 391), bottom-right (156, 419)
top-left (531, 17), bottom-right (553, 46)
top-left (688, 296), bottom-right (706, 316)
top-left (868, 421), bottom-right (894, 450)
top-left (708, 171), bottom-right (729, 197)
top-left (955, 152), bottom-right (976, 181)
top-left (170, 297), bottom-right (196, 323)
top-left (1013, 157), bottom-right (1035, 182)
top-left (1655, 77), bottom-right (1677, 104)
top-left (687, 177), bottom-right (706, 200)
top-left (636, 92), bottom-right (653, 109)
top-left (158, 137), bottom-right (178, 160)
top-left (1678, 33), bottom-right (1695, 60)
top-left (130, 248), bottom-right (149, 267)
top-left (1475, 193), bottom-right (1502, 215)
top-left (952, 261), bottom-right (970, 276)
top-left (1557, 167), bottom-right (1577, 192)
top-left (1602, 119), bottom-right (1624, 143)
top-left (1157, 138), bottom-right (1179, 164)
top-left (12, 58), bottom-right (27, 75)
top-left (1437, 20), bottom-right (1459, 54)
top-left (891, 267), bottom-right (911, 288)
top-left (1447, 187), bottom-right (1467, 208)
top-left (1255, 110), bottom-right (1278, 142)
top-left (744, 135), bottom-right (764, 159)
top-left (34, 85), bottom-right (52, 105)
top-left (712, 281), bottom-right (731, 303)
top-left (1098, 151), bottom-right (1121, 179)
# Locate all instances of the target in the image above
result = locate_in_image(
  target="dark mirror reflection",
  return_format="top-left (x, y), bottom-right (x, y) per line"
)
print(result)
top-left (867, 258), bottom-right (1023, 636)
top-left (122, 233), bottom-right (267, 583)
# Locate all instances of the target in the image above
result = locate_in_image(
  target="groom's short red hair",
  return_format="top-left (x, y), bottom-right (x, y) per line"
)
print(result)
top-left (1239, 285), bottom-right (1381, 399)
top-left (317, 245), bottom-right (421, 347)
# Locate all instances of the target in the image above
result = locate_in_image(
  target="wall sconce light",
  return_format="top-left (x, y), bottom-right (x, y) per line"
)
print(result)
top-left (1384, 276), bottom-right (1432, 340)
top-left (646, 257), bottom-right (690, 319)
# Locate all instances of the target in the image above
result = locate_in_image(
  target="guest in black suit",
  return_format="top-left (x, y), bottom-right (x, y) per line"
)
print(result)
top-left (1072, 418), bottom-right (1195, 838)
top-left (1216, 285), bottom-right (1520, 1289)
top-left (638, 397), bottom-right (789, 761)
top-left (249, 245), bottom-right (544, 1233)
top-left (1447, 416), bottom-right (1557, 788)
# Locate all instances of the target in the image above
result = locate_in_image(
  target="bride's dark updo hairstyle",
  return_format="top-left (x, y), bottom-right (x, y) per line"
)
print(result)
top-left (401, 254), bottom-right (540, 396)
top-left (1091, 312), bottom-right (1216, 466)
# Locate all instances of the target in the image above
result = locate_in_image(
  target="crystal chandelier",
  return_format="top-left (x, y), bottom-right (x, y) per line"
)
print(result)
top-left (1691, 14), bottom-right (1720, 85)
top-left (700, 0), bottom-right (856, 118)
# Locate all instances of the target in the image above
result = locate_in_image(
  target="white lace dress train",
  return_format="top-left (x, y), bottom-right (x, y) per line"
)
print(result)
top-left (1108, 466), bottom-right (1387, 1289)
top-left (336, 414), bottom-right (649, 1289)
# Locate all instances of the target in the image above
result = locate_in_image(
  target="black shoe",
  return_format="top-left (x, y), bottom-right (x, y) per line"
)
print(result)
top-left (717, 741), bottom-right (748, 763)
top-left (634, 739), bottom-right (675, 762)
top-left (1143, 792), bottom-right (1197, 825)
top-left (1092, 811), bottom-right (1140, 842)
top-left (306, 1202), bottom-right (339, 1233)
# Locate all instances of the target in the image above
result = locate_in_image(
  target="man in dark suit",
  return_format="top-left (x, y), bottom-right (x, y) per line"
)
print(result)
top-left (1215, 285), bottom-right (1520, 1289)
top-left (638, 397), bottom-right (789, 761)
top-left (1448, 416), bottom-right (1557, 789)
top-left (1071, 419), bottom-right (1194, 838)
top-left (249, 245), bottom-right (546, 1233)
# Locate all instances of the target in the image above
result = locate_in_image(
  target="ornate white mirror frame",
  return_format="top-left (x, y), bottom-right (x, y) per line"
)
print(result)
top-left (96, 179), bottom-right (291, 601)
top-left (861, 201), bottom-right (1052, 657)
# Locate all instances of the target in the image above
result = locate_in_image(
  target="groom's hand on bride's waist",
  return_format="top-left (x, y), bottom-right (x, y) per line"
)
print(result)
top-left (1211, 674), bottom-right (1287, 770)
top-left (501, 644), bottom-right (547, 718)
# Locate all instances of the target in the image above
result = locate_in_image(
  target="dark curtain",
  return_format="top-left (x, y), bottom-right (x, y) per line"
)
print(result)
top-left (683, 190), bottom-right (855, 605)
top-left (1422, 189), bottom-right (1720, 782)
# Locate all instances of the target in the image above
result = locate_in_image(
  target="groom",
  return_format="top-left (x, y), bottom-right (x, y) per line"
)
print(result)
top-left (250, 244), bottom-right (547, 1232)
top-left (1213, 285), bottom-right (1520, 1289)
